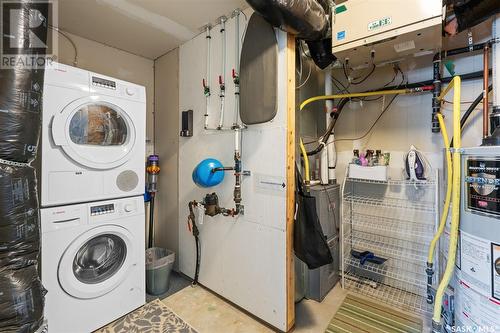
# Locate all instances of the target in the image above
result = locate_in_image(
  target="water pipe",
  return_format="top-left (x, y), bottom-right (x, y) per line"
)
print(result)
top-left (232, 10), bottom-right (241, 127)
top-left (483, 44), bottom-right (490, 139)
top-left (324, 67), bottom-right (336, 184)
top-left (432, 54), bottom-right (442, 133)
top-left (203, 25), bottom-right (212, 130)
top-left (218, 16), bottom-right (227, 130)
top-left (432, 76), bottom-right (462, 333)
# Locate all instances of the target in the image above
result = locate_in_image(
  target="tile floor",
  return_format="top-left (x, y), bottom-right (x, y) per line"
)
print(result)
top-left (161, 282), bottom-right (348, 333)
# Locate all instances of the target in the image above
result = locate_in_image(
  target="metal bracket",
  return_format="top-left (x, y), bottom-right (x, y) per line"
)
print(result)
top-left (448, 148), bottom-right (464, 153)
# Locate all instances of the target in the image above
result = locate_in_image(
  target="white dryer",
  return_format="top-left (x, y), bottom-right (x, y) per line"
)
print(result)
top-left (41, 196), bottom-right (145, 333)
top-left (41, 63), bottom-right (146, 207)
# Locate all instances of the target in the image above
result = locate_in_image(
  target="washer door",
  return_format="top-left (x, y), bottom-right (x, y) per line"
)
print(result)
top-left (51, 96), bottom-right (136, 170)
top-left (59, 225), bottom-right (134, 299)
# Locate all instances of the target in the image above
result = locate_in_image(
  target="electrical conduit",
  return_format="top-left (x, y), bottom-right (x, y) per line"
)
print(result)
top-left (432, 76), bottom-right (462, 332)
top-left (426, 112), bottom-right (452, 303)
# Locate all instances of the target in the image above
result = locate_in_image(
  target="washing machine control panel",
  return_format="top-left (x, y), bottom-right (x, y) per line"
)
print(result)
top-left (90, 203), bottom-right (115, 216)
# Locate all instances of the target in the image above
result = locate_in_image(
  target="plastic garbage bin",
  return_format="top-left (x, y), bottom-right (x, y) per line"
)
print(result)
top-left (145, 247), bottom-right (175, 296)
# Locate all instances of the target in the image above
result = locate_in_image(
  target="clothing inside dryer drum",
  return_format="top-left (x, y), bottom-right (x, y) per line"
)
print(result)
top-left (73, 234), bottom-right (127, 284)
top-left (69, 104), bottom-right (128, 146)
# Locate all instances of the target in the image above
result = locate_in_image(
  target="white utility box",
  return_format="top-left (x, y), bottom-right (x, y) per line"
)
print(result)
top-left (348, 164), bottom-right (388, 182)
top-left (332, 0), bottom-right (443, 67)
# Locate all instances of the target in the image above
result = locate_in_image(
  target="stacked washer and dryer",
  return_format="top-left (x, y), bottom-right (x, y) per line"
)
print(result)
top-left (39, 63), bottom-right (147, 333)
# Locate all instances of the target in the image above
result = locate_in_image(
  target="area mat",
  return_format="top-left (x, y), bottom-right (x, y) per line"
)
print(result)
top-left (325, 293), bottom-right (423, 333)
top-left (95, 299), bottom-right (198, 333)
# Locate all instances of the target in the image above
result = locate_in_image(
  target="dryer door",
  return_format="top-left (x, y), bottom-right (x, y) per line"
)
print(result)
top-left (58, 225), bottom-right (135, 299)
top-left (51, 96), bottom-right (137, 170)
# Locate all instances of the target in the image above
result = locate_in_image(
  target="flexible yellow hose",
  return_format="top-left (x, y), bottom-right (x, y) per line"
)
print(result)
top-left (427, 113), bottom-right (452, 264)
top-left (433, 76), bottom-right (462, 325)
top-left (299, 138), bottom-right (310, 183)
top-left (299, 88), bottom-right (410, 111)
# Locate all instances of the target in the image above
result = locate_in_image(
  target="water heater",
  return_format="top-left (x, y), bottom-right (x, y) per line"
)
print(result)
top-left (332, 0), bottom-right (443, 67)
top-left (454, 146), bottom-right (500, 331)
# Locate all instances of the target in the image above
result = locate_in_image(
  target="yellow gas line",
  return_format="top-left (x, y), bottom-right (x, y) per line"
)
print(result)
top-left (432, 76), bottom-right (462, 328)
top-left (299, 138), bottom-right (310, 184)
top-left (299, 88), bottom-right (422, 111)
top-left (427, 113), bottom-right (452, 264)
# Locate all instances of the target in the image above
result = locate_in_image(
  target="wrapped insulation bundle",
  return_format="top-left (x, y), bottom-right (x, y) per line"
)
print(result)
top-left (0, 265), bottom-right (45, 333)
top-left (0, 162), bottom-right (39, 269)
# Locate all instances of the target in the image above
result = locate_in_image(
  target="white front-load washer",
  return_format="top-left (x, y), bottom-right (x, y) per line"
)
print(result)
top-left (41, 196), bottom-right (145, 333)
top-left (41, 62), bottom-right (146, 207)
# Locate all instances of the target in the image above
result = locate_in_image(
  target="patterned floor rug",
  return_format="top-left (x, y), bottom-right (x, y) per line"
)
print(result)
top-left (95, 299), bottom-right (198, 333)
top-left (325, 293), bottom-right (423, 333)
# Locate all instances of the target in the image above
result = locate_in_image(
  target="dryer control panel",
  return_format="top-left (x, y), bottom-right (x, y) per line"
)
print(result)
top-left (92, 76), bottom-right (116, 90)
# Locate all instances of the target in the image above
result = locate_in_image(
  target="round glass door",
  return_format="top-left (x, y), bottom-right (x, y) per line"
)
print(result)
top-left (58, 225), bottom-right (134, 299)
top-left (69, 105), bottom-right (128, 147)
top-left (52, 97), bottom-right (137, 170)
top-left (73, 234), bottom-right (127, 284)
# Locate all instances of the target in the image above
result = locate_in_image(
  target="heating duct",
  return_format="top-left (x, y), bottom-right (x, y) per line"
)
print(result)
top-left (245, 0), bottom-right (329, 41)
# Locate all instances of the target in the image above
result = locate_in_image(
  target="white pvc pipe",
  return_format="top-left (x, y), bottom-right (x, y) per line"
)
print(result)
top-left (325, 68), bottom-right (336, 183)
top-left (233, 10), bottom-right (240, 127)
top-left (493, 14), bottom-right (500, 108)
top-left (218, 17), bottom-right (227, 129)
top-left (204, 26), bottom-right (212, 129)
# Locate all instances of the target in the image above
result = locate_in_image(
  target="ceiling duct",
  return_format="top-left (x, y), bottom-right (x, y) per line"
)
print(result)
top-left (245, 0), bottom-right (329, 41)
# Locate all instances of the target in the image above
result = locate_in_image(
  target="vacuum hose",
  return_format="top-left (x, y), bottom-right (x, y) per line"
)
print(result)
top-left (431, 76), bottom-right (462, 332)
top-left (188, 201), bottom-right (201, 285)
top-left (148, 196), bottom-right (155, 248)
top-left (426, 112), bottom-right (452, 304)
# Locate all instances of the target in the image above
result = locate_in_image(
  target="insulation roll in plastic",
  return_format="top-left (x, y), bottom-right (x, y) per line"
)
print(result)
top-left (0, 162), bottom-right (38, 218)
top-left (0, 162), bottom-right (40, 269)
top-left (0, 265), bottom-right (45, 333)
top-left (0, 0), bottom-right (48, 163)
top-left (0, 68), bottom-right (44, 163)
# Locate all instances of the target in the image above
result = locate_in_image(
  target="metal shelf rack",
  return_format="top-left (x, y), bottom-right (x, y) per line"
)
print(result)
top-left (341, 173), bottom-right (438, 317)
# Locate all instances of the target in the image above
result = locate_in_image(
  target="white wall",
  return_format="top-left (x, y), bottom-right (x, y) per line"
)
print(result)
top-left (177, 13), bottom-right (290, 331)
top-left (154, 48), bottom-right (180, 266)
top-left (56, 30), bottom-right (155, 141)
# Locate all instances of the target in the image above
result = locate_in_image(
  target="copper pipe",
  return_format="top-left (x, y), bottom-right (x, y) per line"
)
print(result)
top-left (483, 44), bottom-right (490, 138)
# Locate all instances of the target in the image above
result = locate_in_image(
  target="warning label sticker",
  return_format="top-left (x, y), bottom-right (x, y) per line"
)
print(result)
top-left (460, 232), bottom-right (492, 297)
top-left (455, 279), bottom-right (500, 332)
top-left (491, 243), bottom-right (500, 300)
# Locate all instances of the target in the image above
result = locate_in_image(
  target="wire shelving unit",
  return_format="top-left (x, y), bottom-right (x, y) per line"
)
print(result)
top-left (341, 171), bottom-right (439, 317)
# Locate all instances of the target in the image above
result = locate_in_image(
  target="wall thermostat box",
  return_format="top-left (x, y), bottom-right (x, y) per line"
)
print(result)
top-left (332, 0), bottom-right (443, 67)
